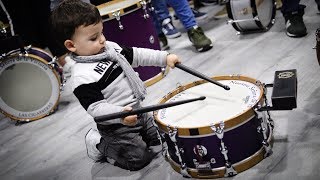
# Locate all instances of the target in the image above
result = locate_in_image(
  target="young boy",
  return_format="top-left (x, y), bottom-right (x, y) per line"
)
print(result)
top-left (50, 0), bottom-right (180, 170)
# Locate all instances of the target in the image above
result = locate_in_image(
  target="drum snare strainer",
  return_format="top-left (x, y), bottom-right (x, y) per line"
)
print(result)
top-left (154, 75), bottom-right (273, 178)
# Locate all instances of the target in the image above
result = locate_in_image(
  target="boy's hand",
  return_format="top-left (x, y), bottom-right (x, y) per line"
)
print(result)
top-left (122, 106), bottom-right (138, 126)
top-left (166, 54), bottom-right (181, 68)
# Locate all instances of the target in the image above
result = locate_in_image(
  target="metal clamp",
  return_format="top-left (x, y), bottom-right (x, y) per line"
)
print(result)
top-left (112, 10), bottom-right (123, 30)
top-left (140, 0), bottom-right (149, 19)
top-left (211, 122), bottom-right (237, 177)
top-left (227, 16), bottom-right (260, 24)
top-left (167, 126), bottom-right (191, 178)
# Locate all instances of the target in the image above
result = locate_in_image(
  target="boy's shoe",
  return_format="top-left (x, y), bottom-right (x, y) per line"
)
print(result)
top-left (213, 6), bottom-right (227, 19)
top-left (284, 9), bottom-right (307, 38)
top-left (85, 128), bottom-right (103, 161)
top-left (187, 26), bottom-right (213, 52)
top-left (158, 33), bottom-right (170, 50)
top-left (161, 18), bottom-right (181, 39)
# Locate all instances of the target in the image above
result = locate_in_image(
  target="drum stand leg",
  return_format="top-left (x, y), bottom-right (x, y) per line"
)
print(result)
top-left (211, 122), bottom-right (237, 177)
top-left (167, 126), bottom-right (191, 178)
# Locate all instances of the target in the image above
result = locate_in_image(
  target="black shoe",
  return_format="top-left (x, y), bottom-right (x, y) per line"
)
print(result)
top-left (158, 33), bottom-right (170, 50)
top-left (187, 26), bottom-right (213, 52)
top-left (284, 8), bottom-right (307, 38)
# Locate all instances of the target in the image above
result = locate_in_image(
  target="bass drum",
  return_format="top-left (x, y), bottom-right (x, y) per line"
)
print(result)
top-left (226, 0), bottom-right (276, 34)
top-left (0, 46), bottom-right (62, 122)
top-left (154, 75), bottom-right (273, 178)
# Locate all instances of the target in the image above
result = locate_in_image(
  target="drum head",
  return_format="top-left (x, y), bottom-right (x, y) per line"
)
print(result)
top-left (155, 76), bottom-right (263, 131)
top-left (0, 52), bottom-right (60, 121)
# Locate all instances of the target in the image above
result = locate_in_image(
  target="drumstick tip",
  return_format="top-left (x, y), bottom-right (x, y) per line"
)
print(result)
top-left (199, 96), bottom-right (206, 100)
top-left (224, 85), bottom-right (230, 90)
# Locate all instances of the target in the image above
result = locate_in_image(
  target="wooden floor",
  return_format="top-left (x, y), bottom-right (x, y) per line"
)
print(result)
top-left (1, 0), bottom-right (320, 179)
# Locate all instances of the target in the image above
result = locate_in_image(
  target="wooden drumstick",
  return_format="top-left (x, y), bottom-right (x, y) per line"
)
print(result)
top-left (94, 96), bottom-right (206, 123)
top-left (175, 63), bottom-right (230, 90)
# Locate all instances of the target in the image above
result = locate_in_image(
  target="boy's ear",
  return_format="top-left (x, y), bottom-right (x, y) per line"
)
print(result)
top-left (64, 40), bottom-right (76, 52)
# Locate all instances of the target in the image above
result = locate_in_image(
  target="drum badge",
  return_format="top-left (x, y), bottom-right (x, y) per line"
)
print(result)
top-left (277, 71), bottom-right (295, 79)
top-left (193, 145), bottom-right (207, 157)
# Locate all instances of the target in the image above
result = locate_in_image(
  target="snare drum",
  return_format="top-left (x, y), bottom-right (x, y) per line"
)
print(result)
top-left (97, 0), bottom-right (167, 87)
top-left (154, 75), bottom-right (273, 178)
top-left (0, 46), bottom-right (62, 121)
top-left (226, 0), bottom-right (276, 34)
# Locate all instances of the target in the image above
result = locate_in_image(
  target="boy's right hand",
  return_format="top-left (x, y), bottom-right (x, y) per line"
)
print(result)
top-left (121, 106), bottom-right (138, 126)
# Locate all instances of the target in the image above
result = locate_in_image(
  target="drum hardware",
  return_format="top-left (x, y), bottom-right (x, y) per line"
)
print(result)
top-left (255, 109), bottom-right (273, 157)
top-left (112, 10), bottom-right (124, 30)
top-left (227, 16), bottom-right (260, 24)
top-left (211, 122), bottom-right (237, 177)
top-left (94, 96), bottom-right (206, 123)
top-left (175, 63), bottom-right (230, 90)
top-left (257, 69), bottom-right (297, 112)
top-left (167, 126), bottom-right (191, 178)
top-left (139, 0), bottom-right (150, 19)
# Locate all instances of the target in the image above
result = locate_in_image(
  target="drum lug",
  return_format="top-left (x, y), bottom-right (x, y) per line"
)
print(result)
top-left (255, 108), bottom-right (273, 157)
top-left (140, 0), bottom-right (150, 19)
top-left (167, 125), bottom-right (191, 178)
top-left (112, 10), bottom-right (123, 30)
top-left (262, 140), bottom-right (273, 157)
top-left (211, 122), bottom-right (238, 177)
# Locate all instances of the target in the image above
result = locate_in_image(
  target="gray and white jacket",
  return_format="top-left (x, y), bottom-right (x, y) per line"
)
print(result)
top-left (70, 41), bottom-right (168, 125)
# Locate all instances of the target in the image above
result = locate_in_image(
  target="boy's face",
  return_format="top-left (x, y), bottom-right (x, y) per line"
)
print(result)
top-left (65, 21), bottom-right (106, 56)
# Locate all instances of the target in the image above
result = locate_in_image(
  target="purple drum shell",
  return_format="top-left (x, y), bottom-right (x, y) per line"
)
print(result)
top-left (102, 7), bottom-right (162, 81)
top-left (165, 115), bottom-right (267, 169)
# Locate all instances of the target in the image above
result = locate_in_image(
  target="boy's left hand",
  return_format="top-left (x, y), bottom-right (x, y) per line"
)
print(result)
top-left (166, 54), bottom-right (181, 68)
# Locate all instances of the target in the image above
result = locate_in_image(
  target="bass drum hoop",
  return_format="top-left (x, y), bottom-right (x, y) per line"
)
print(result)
top-left (0, 48), bottom-right (61, 121)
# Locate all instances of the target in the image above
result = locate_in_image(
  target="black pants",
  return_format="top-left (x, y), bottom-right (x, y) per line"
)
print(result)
top-left (97, 113), bottom-right (161, 171)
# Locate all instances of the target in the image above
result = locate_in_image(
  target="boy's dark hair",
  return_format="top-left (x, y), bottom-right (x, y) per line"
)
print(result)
top-left (50, 0), bottom-right (102, 50)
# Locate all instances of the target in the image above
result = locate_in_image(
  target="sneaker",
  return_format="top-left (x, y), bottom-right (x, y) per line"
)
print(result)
top-left (158, 33), bottom-right (170, 50)
top-left (199, 0), bottom-right (217, 6)
top-left (161, 18), bottom-right (181, 39)
top-left (284, 10), bottom-right (307, 38)
top-left (191, 8), bottom-right (208, 20)
top-left (213, 6), bottom-right (227, 19)
top-left (187, 26), bottom-right (213, 52)
top-left (85, 128), bottom-right (103, 161)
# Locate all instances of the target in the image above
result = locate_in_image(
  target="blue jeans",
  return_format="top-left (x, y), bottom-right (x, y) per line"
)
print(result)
top-left (151, 0), bottom-right (197, 33)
